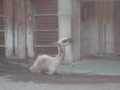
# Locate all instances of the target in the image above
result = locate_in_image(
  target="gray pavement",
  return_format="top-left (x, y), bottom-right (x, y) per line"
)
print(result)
top-left (0, 74), bottom-right (120, 90)
top-left (0, 56), bottom-right (120, 90)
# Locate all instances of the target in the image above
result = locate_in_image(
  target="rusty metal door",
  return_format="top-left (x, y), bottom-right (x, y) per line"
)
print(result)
top-left (81, 1), bottom-right (96, 58)
top-left (97, 1), bottom-right (115, 56)
top-left (81, 1), bottom-right (115, 58)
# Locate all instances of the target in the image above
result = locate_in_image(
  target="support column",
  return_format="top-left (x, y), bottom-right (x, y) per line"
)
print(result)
top-left (14, 0), bottom-right (26, 59)
top-left (4, 0), bottom-right (14, 57)
top-left (26, 0), bottom-right (34, 57)
top-left (58, 0), bottom-right (73, 63)
top-left (72, 0), bottom-right (81, 61)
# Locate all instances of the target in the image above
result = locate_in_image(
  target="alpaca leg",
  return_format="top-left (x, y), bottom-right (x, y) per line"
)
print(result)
top-left (54, 69), bottom-right (60, 75)
top-left (29, 66), bottom-right (37, 73)
top-left (29, 66), bottom-right (42, 74)
top-left (45, 67), bottom-right (56, 75)
top-left (45, 71), bottom-right (54, 75)
top-left (47, 70), bottom-right (61, 75)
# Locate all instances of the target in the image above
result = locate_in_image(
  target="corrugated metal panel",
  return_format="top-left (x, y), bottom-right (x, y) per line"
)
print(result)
top-left (0, 0), bottom-right (3, 15)
top-left (35, 31), bottom-right (58, 45)
top-left (0, 47), bottom-right (4, 57)
top-left (0, 0), bottom-right (5, 57)
top-left (35, 47), bottom-right (58, 55)
top-left (34, 0), bottom-right (58, 14)
top-left (0, 17), bottom-right (4, 30)
top-left (0, 32), bottom-right (4, 45)
top-left (33, 0), bottom-right (58, 55)
top-left (35, 16), bottom-right (58, 30)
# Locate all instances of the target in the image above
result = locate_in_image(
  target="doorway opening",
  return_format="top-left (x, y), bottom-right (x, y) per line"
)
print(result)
top-left (80, 1), bottom-right (119, 58)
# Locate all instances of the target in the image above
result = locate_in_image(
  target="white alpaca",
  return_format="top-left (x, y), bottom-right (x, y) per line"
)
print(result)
top-left (29, 38), bottom-right (72, 75)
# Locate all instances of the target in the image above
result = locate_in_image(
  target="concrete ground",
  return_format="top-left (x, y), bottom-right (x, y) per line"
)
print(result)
top-left (0, 56), bottom-right (120, 90)
top-left (60, 56), bottom-right (120, 75)
top-left (1, 73), bottom-right (120, 90)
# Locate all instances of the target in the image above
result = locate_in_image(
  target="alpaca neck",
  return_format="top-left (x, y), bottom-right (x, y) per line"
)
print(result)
top-left (55, 46), bottom-right (65, 64)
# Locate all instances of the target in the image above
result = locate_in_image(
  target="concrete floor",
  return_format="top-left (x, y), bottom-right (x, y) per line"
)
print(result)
top-left (60, 56), bottom-right (120, 75)
top-left (1, 74), bottom-right (120, 90)
top-left (0, 57), bottom-right (120, 90)
top-left (1, 56), bottom-right (120, 75)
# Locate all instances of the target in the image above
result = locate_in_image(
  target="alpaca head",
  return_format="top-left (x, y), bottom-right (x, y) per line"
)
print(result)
top-left (53, 38), bottom-right (72, 46)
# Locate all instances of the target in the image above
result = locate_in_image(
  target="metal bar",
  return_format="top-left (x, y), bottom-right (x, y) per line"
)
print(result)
top-left (0, 45), bottom-right (5, 47)
top-left (34, 30), bottom-right (58, 32)
top-left (0, 30), bottom-right (4, 32)
top-left (35, 45), bottom-right (57, 47)
top-left (33, 14), bottom-right (58, 16)
top-left (0, 15), bottom-right (4, 17)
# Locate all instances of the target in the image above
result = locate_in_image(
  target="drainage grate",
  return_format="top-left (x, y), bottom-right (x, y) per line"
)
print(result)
top-left (33, 0), bottom-right (58, 55)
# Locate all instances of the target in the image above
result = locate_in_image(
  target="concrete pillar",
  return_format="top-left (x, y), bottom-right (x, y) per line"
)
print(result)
top-left (26, 0), bottom-right (34, 57)
top-left (72, 0), bottom-right (81, 61)
top-left (58, 0), bottom-right (73, 63)
top-left (14, 0), bottom-right (26, 59)
top-left (4, 0), bottom-right (14, 57)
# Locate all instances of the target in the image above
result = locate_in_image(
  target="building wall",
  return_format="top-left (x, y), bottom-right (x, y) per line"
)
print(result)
top-left (3, 0), bottom-right (120, 62)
